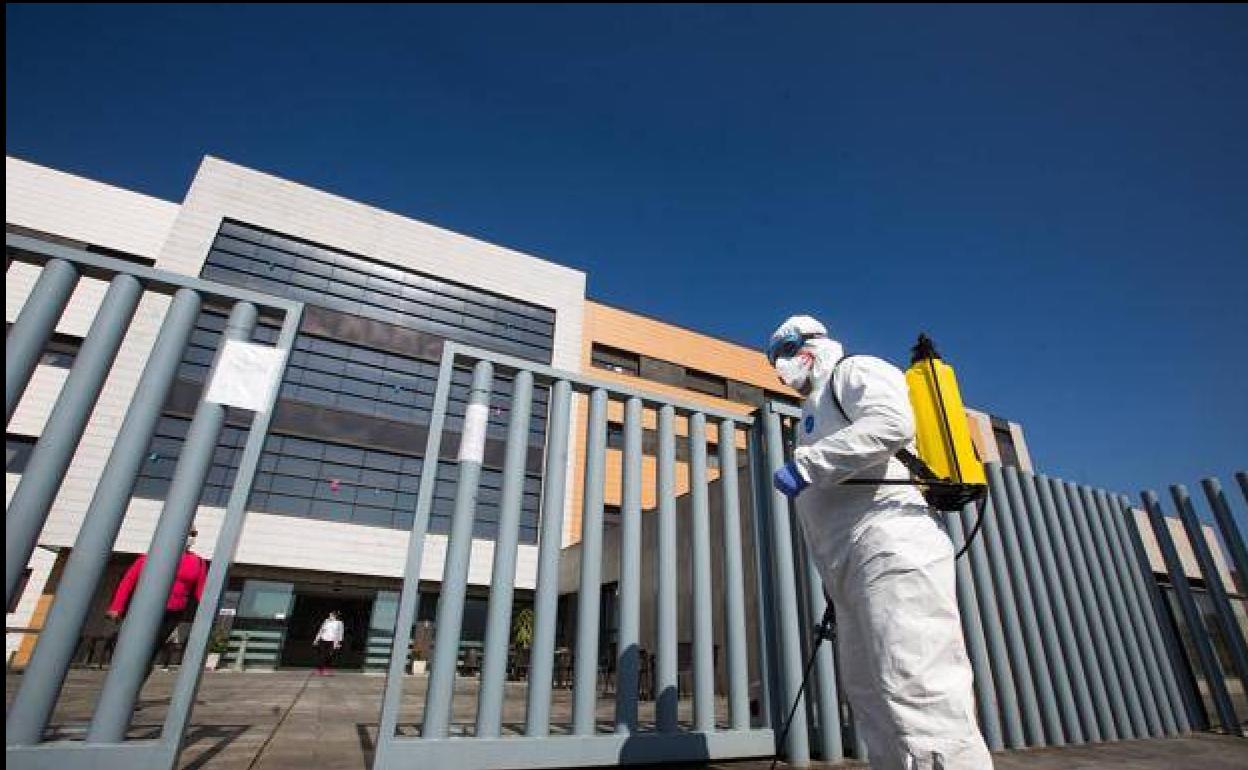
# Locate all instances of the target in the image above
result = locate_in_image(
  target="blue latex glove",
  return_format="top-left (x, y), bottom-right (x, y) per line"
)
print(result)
top-left (773, 461), bottom-right (809, 499)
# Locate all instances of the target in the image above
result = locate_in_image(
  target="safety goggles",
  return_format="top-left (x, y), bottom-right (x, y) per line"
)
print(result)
top-left (766, 330), bottom-right (821, 366)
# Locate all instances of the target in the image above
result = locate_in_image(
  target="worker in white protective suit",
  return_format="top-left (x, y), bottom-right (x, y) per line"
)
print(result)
top-left (767, 315), bottom-right (992, 770)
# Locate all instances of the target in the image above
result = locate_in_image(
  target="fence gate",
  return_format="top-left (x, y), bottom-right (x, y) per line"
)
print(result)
top-left (5, 233), bottom-right (303, 770)
top-left (372, 342), bottom-right (787, 769)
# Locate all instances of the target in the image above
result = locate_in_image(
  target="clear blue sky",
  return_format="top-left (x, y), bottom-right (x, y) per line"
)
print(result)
top-left (7, 4), bottom-right (1246, 506)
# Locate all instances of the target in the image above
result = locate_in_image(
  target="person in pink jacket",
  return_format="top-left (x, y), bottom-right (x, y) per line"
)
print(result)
top-left (106, 529), bottom-right (208, 679)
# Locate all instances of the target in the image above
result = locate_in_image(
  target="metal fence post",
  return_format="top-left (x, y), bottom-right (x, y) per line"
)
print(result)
top-left (689, 411), bottom-right (717, 733)
top-left (87, 300), bottom-right (257, 744)
top-left (5, 258), bottom-right (79, 423)
top-left (572, 388), bottom-right (609, 736)
top-left (717, 421), bottom-right (752, 733)
top-left (476, 370), bottom-right (534, 738)
top-left (524, 379), bottom-right (572, 737)
top-left (423, 360), bottom-right (494, 738)
top-left (614, 396), bottom-right (644, 735)
top-left (655, 404), bottom-right (680, 733)
top-left (1202, 478), bottom-right (1248, 597)
top-left (761, 406), bottom-right (810, 766)
top-left (6, 274), bottom-right (143, 605)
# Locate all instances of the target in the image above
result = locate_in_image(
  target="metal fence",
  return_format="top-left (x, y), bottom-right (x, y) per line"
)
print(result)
top-left (372, 342), bottom-right (777, 769)
top-left (5, 234), bottom-right (303, 770)
top-left (6, 228), bottom-right (1244, 770)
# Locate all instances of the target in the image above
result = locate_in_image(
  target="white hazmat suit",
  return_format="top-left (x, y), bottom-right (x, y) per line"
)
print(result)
top-left (769, 316), bottom-right (992, 770)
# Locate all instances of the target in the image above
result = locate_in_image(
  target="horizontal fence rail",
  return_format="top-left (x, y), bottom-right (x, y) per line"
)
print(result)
top-left (6, 234), bottom-right (303, 770)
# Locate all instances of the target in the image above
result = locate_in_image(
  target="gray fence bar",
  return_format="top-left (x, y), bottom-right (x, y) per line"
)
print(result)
top-left (1103, 494), bottom-right (1181, 736)
top-left (999, 466), bottom-right (1071, 745)
top-left (476, 370), bottom-right (535, 738)
top-left (525, 379), bottom-right (572, 737)
top-left (423, 360), bottom-right (495, 738)
top-left (960, 493), bottom-right (1024, 748)
top-left (1065, 482), bottom-right (1138, 739)
top-left (982, 465), bottom-right (1046, 745)
top-left (1078, 486), bottom-right (1151, 738)
top-left (88, 300), bottom-right (257, 743)
top-left (572, 388), bottom-right (609, 736)
top-left (689, 412), bottom-right (716, 733)
top-left (746, 428), bottom-right (777, 732)
top-left (1114, 494), bottom-right (1195, 734)
top-left (802, 553), bottom-right (841, 760)
top-left (1172, 485), bottom-right (1248, 697)
top-left (1203, 478), bottom-right (1248, 597)
top-left (1238, 472), bottom-right (1248, 509)
top-left (761, 406), bottom-right (810, 765)
top-left (717, 420), bottom-right (752, 732)
top-left (1142, 491), bottom-right (1241, 734)
top-left (655, 405), bottom-right (679, 733)
top-left (5, 258), bottom-right (79, 423)
top-left (1050, 479), bottom-right (1121, 741)
top-left (6, 274), bottom-right (143, 605)
top-left (160, 301), bottom-right (301, 756)
top-left (1013, 471), bottom-right (1085, 744)
top-left (946, 503), bottom-right (1003, 750)
top-left (1032, 475), bottom-right (1103, 743)
top-left (6, 288), bottom-right (202, 747)
top-left (1091, 489), bottom-right (1167, 737)
top-left (377, 353), bottom-right (457, 747)
top-left (614, 396), bottom-right (644, 735)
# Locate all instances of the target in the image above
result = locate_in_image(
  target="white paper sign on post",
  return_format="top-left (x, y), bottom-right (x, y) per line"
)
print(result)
top-left (458, 403), bottom-right (489, 464)
top-left (203, 340), bottom-right (288, 413)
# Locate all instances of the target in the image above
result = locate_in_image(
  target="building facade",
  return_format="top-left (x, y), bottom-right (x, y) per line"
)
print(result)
top-left (11, 154), bottom-right (1214, 678)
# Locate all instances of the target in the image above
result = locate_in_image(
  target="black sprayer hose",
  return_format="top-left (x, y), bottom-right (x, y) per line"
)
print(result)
top-left (769, 603), bottom-right (836, 770)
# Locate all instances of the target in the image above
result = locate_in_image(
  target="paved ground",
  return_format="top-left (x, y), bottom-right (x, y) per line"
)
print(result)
top-left (7, 670), bottom-right (1248, 769)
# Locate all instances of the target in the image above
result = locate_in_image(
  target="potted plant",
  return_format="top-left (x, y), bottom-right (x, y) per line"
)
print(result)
top-left (410, 646), bottom-right (427, 675)
top-left (510, 608), bottom-right (535, 680)
top-left (409, 621), bottom-right (433, 675)
top-left (205, 628), bottom-right (229, 671)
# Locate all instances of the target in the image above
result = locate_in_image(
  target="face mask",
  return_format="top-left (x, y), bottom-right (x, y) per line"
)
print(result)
top-left (186, 535), bottom-right (197, 550)
top-left (775, 351), bottom-right (813, 391)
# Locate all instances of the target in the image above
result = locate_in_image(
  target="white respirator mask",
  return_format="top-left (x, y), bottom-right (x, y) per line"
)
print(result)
top-left (774, 351), bottom-right (814, 391)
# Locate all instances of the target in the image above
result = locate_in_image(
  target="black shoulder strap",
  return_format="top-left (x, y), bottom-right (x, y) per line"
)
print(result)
top-left (826, 355), bottom-right (941, 482)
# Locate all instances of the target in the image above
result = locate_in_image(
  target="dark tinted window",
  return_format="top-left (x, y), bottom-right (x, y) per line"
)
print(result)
top-left (203, 221), bottom-right (555, 364)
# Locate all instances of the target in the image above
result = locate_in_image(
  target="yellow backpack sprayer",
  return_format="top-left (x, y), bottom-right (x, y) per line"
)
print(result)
top-left (835, 333), bottom-right (987, 521)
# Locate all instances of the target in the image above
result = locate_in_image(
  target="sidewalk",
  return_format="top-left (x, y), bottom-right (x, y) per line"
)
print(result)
top-left (7, 670), bottom-right (1248, 770)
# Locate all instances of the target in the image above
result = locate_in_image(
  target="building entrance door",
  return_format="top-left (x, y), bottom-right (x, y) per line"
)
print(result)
top-left (281, 591), bottom-right (373, 669)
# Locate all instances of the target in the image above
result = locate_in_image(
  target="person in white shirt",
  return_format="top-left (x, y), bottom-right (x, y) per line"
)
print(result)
top-left (314, 611), bottom-right (345, 676)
